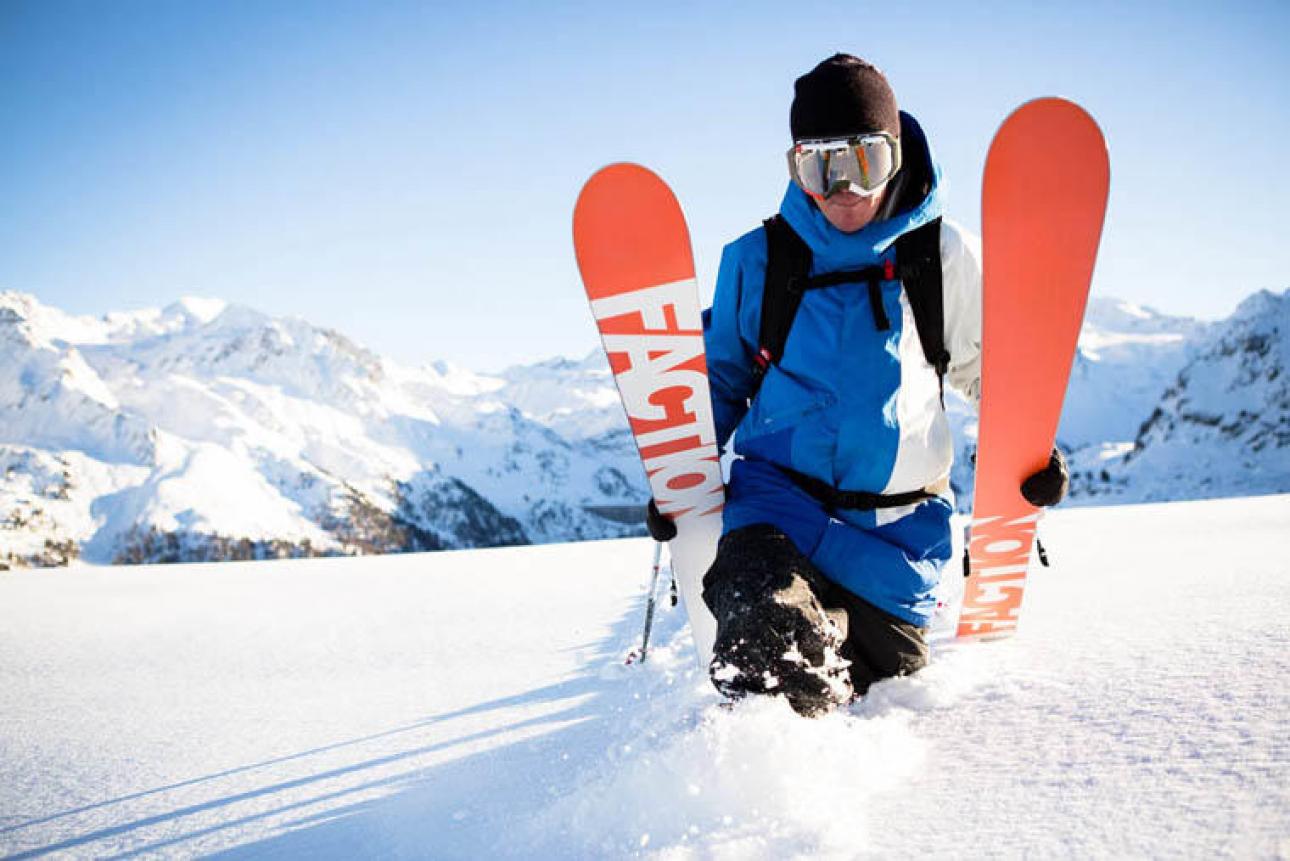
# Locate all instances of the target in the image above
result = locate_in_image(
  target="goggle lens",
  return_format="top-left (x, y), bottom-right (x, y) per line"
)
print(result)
top-left (787, 134), bottom-right (900, 198)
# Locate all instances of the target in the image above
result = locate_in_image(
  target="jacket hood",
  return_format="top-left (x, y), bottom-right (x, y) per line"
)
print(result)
top-left (779, 110), bottom-right (944, 271)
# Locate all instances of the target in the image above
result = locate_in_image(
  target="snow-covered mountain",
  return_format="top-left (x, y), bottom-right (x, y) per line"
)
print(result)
top-left (2, 288), bottom-right (1287, 568)
top-left (491, 353), bottom-right (628, 442)
top-left (1062, 296), bottom-right (1204, 448)
top-left (0, 292), bottom-right (647, 568)
top-left (926, 293), bottom-right (1284, 511)
top-left (948, 296), bottom-right (1208, 508)
top-left (1070, 289), bottom-right (1290, 503)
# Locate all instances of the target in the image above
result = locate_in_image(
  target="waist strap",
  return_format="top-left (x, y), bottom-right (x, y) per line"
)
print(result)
top-left (782, 466), bottom-right (937, 511)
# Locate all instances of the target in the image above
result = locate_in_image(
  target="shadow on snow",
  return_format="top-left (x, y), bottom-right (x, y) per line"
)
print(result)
top-left (3, 599), bottom-right (670, 860)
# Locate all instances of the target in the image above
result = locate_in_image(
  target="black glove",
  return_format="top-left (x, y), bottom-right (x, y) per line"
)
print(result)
top-left (1020, 447), bottom-right (1069, 507)
top-left (645, 498), bottom-right (677, 542)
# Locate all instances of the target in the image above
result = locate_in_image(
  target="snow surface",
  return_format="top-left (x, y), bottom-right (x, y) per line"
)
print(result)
top-left (0, 291), bottom-right (648, 564)
top-left (2, 494), bottom-right (1287, 859)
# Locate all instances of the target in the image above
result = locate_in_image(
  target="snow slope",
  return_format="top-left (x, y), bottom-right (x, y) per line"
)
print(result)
top-left (1092, 289), bottom-right (1290, 502)
top-left (2, 494), bottom-right (1287, 858)
top-left (948, 292), bottom-right (1285, 510)
top-left (3, 289), bottom-right (1286, 565)
top-left (1062, 296), bottom-right (1202, 448)
top-left (0, 291), bottom-right (647, 567)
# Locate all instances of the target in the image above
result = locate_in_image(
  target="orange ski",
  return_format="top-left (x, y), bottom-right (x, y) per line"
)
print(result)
top-left (573, 163), bottom-right (722, 664)
top-left (957, 99), bottom-right (1110, 639)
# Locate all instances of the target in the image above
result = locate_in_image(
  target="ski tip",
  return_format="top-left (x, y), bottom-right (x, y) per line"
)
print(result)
top-left (984, 95), bottom-right (1110, 221)
top-left (581, 161), bottom-right (663, 189)
top-left (994, 96), bottom-right (1109, 159)
top-left (1007, 95), bottom-right (1098, 121)
top-left (572, 161), bottom-right (694, 300)
top-left (575, 163), bottom-right (674, 221)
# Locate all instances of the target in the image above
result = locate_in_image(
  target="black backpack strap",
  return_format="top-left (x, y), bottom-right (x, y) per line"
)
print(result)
top-left (753, 214), bottom-right (948, 409)
top-left (752, 215), bottom-right (812, 394)
top-left (895, 217), bottom-right (949, 406)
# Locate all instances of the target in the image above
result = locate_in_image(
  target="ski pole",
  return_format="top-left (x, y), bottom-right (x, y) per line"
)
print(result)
top-left (638, 540), bottom-right (665, 663)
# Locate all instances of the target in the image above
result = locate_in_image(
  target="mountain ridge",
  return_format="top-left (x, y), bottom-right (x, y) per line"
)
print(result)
top-left (0, 290), bottom-right (646, 567)
top-left (2, 288), bottom-right (1286, 568)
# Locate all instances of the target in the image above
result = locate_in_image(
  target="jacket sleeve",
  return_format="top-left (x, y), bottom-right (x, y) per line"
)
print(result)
top-left (705, 239), bottom-right (759, 452)
top-left (940, 219), bottom-right (983, 407)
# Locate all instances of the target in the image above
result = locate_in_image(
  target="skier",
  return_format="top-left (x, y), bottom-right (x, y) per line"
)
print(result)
top-left (647, 54), bottom-right (1069, 716)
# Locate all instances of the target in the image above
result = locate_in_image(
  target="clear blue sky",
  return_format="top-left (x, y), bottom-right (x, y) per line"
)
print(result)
top-left (2, 1), bottom-right (1287, 371)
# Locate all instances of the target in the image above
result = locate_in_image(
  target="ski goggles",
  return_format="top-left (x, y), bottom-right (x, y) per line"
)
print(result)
top-left (786, 132), bottom-right (902, 199)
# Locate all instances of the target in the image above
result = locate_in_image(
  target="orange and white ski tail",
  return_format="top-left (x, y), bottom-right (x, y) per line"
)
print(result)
top-left (957, 99), bottom-right (1110, 640)
top-left (573, 163), bottom-right (723, 665)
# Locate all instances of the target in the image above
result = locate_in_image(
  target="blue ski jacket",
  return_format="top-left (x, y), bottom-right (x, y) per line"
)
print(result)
top-left (704, 112), bottom-right (983, 625)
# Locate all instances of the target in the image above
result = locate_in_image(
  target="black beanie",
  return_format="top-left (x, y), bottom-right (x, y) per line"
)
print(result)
top-left (790, 54), bottom-right (899, 141)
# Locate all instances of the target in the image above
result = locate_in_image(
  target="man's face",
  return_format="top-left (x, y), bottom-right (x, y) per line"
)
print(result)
top-left (816, 188), bottom-right (886, 234)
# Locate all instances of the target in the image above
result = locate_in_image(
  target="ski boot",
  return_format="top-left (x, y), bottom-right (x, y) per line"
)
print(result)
top-left (702, 524), bottom-right (852, 717)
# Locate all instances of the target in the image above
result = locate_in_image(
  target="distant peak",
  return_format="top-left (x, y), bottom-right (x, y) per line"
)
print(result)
top-left (164, 296), bottom-right (228, 324)
top-left (1118, 301), bottom-right (1153, 320)
top-left (1085, 295), bottom-right (1199, 335)
top-left (1231, 287), bottom-right (1289, 321)
top-left (0, 290), bottom-right (41, 317)
top-left (1087, 295), bottom-right (1164, 320)
top-left (499, 351), bottom-right (607, 378)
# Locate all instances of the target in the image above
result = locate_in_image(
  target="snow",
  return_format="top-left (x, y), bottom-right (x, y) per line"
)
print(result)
top-left (1, 291), bottom-right (647, 560)
top-left (2, 494), bottom-right (1287, 858)
top-left (1077, 328), bottom-right (1185, 360)
top-left (135, 436), bottom-right (330, 542)
top-left (6, 287), bottom-right (1285, 561)
top-left (1060, 298), bottom-right (1199, 449)
top-left (1095, 289), bottom-right (1290, 504)
top-left (492, 351), bottom-right (627, 441)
